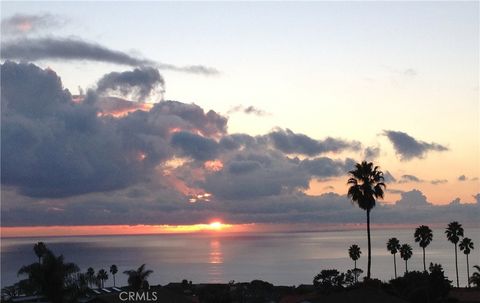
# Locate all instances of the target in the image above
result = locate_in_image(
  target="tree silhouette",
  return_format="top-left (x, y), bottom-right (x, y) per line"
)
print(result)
top-left (33, 242), bottom-right (48, 264)
top-left (348, 244), bottom-right (361, 283)
top-left (387, 237), bottom-right (401, 278)
top-left (470, 265), bottom-right (480, 288)
top-left (123, 264), bottom-right (153, 291)
top-left (399, 244), bottom-right (413, 274)
top-left (86, 267), bottom-right (95, 288)
top-left (414, 225), bottom-right (433, 272)
top-left (110, 265), bottom-right (118, 287)
top-left (347, 161), bottom-right (386, 279)
top-left (445, 221), bottom-right (464, 287)
top-left (97, 269), bottom-right (108, 288)
top-left (459, 237), bottom-right (474, 288)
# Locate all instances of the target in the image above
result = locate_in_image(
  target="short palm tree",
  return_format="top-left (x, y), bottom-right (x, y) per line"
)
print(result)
top-left (86, 267), bottom-right (95, 288)
top-left (110, 265), bottom-right (118, 287)
top-left (33, 242), bottom-right (48, 264)
top-left (459, 237), bottom-right (474, 287)
top-left (347, 161), bottom-right (386, 279)
top-left (348, 244), bottom-right (362, 283)
top-left (387, 237), bottom-right (401, 278)
top-left (399, 244), bottom-right (413, 274)
top-left (414, 225), bottom-right (433, 272)
top-left (123, 264), bottom-right (153, 291)
top-left (470, 265), bottom-right (480, 288)
top-left (97, 269), bottom-right (108, 288)
top-left (445, 221), bottom-right (464, 287)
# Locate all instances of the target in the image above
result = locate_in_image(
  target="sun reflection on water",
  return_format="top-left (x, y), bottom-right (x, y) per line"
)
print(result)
top-left (208, 239), bottom-right (224, 283)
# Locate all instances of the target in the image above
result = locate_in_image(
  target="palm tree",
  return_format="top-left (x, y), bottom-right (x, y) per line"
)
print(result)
top-left (414, 225), bottom-right (433, 272)
top-left (445, 221), bottom-right (464, 287)
top-left (110, 265), bottom-right (118, 287)
top-left (86, 267), bottom-right (95, 288)
top-left (123, 264), bottom-right (153, 291)
top-left (387, 237), bottom-right (401, 278)
top-left (399, 244), bottom-right (413, 274)
top-left (348, 244), bottom-right (362, 283)
top-left (459, 237), bottom-right (474, 287)
top-left (33, 242), bottom-right (48, 264)
top-left (470, 265), bottom-right (480, 288)
top-left (347, 161), bottom-right (386, 279)
top-left (97, 269), bottom-right (108, 288)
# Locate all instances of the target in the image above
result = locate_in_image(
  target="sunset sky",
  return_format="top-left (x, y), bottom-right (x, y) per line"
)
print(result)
top-left (1, 2), bottom-right (479, 235)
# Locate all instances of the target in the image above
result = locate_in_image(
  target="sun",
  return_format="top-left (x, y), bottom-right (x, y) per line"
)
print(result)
top-left (209, 221), bottom-right (223, 230)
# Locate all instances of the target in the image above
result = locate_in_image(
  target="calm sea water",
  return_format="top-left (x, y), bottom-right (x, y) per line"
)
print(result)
top-left (2, 227), bottom-right (479, 288)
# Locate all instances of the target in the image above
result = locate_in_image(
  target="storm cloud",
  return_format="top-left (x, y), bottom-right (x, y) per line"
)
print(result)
top-left (384, 130), bottom-right (448, 160)
top-left (0, 37), bottom-right (219, 75)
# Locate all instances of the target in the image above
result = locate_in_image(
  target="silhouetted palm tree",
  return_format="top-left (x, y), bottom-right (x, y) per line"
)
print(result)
top-left (347, 161), bottom-right (386, 279)
top-left (123, 264), bottom-right (153, 291)
top-left (86, 267), bottom-right (95, 288)
top-left (459, 237), bottom-right (474, 287)
top-left (348, 244), bottom-right (362, 283)
top-left (445, 221), bottom-right (464, 287)
top-left (387, 237), bottom-right (401, 278)
top-left (110, 265), bottom-right (118, 287)
top-left (33, 242), bottom-right (48, 264)
top-left (97, 269), bottom-right (108, 288)
top-left (414, 225), bottom-right (433, 272)
top-left (470, 265), bottom-right (480, 288)
top-left (399, 244), bottom-right (413, 274)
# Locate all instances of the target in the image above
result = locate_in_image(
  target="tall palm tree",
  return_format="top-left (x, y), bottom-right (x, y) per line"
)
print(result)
top-left (459, 237), bottom-right (474, 288)
top-left (399, 244), bottom-right (413, 274)
top-left (97, 269), bottom-right (108, 288)
top-left (123, 264), bottom-right (153, 291)
top-left (414, 225), bottom-right (433, 272)
top-left (86, 267), bottom-right (95, 288)
top-left (110, 265), bottom-right (118, 287)
top-left (445, 221), bottom-right (464, 287)
top-left (33, 242), bottom-right (48, 264)
top-left (387, 237), bottom-right (401, 278)
top-left (347, 161), bottom-right (386, 279)
top-left (348, 244), bottom-right (362, 283)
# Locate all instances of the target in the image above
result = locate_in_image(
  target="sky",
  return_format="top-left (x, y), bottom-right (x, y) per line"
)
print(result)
top-left (1, 1), bottom-right (479, 232)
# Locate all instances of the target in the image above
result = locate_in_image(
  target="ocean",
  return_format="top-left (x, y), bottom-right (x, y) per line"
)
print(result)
top-left (2, 227), bottom-right (479, 288)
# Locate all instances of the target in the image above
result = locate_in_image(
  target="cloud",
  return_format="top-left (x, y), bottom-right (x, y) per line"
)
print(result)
top-left (458, 175), bottom-right (467, 181)
top-left (364, 146), bottom-right (380, 160)
top-left (383, 130), bottom-right (448, 160)
top-left (228, 105), bottom-right (269, 116)
top-left (267, 128), bottom-right (361, 156)
top-left (96, 67), bottom-right (165, 102)
top-left (398, 174), bottom-right (423, 183)
top-left (2, 62), bottom-right (473, 227)
top-left (430, 179), bottom-right (448, 185)
top-left (383, 171), bottom-right (397, 183)
top-left (1, 14), bottom-right (64, 36)
top-left (0, 38), bottom-right (219, 75)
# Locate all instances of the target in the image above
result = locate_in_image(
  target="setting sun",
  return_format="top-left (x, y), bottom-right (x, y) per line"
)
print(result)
top-left (209, 221), bottom-right (223, 230)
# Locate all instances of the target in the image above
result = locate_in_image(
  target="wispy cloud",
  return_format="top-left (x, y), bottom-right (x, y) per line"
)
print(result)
top-left (1, 14), bottom-right (64, 36)
top-left (228, 105), bottom-right (269, 116)
top-left (383, 130), bottom-right (448, 161)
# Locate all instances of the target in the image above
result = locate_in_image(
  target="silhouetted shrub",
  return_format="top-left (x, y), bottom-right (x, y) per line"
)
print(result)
top-left (313, 269), bottom-right (345, 293)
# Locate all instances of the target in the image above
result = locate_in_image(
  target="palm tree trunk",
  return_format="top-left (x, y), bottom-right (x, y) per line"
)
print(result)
top-left (423, 247), bottom-right (426, 272)
top-left (114, 274), bottom-right (116, 287)
top-left (366, 209), bottom-right (371, 279)
top-left (405, 260), bottom-right (408, 273)
top-left (393, 253), bottom-right (397, 278)
top-left (467, 254), bottom-right (470, 288)
top-left (455, 243), bottom-right (459, 287)
top-left (354, 260), bottom-right (357, 283)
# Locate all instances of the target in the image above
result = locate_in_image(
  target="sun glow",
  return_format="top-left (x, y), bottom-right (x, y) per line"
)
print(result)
top-left (209, 221), bottom-right (223, 230)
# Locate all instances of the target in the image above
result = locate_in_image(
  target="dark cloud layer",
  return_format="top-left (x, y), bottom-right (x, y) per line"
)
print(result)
top-left (384, 130), bottom-right (448, 160)
top-left (1, 38), bottom-right (219, 75)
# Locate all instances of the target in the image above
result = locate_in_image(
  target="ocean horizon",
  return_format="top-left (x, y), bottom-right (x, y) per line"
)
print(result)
top-left (2, 226), bottom-right (479, 289)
